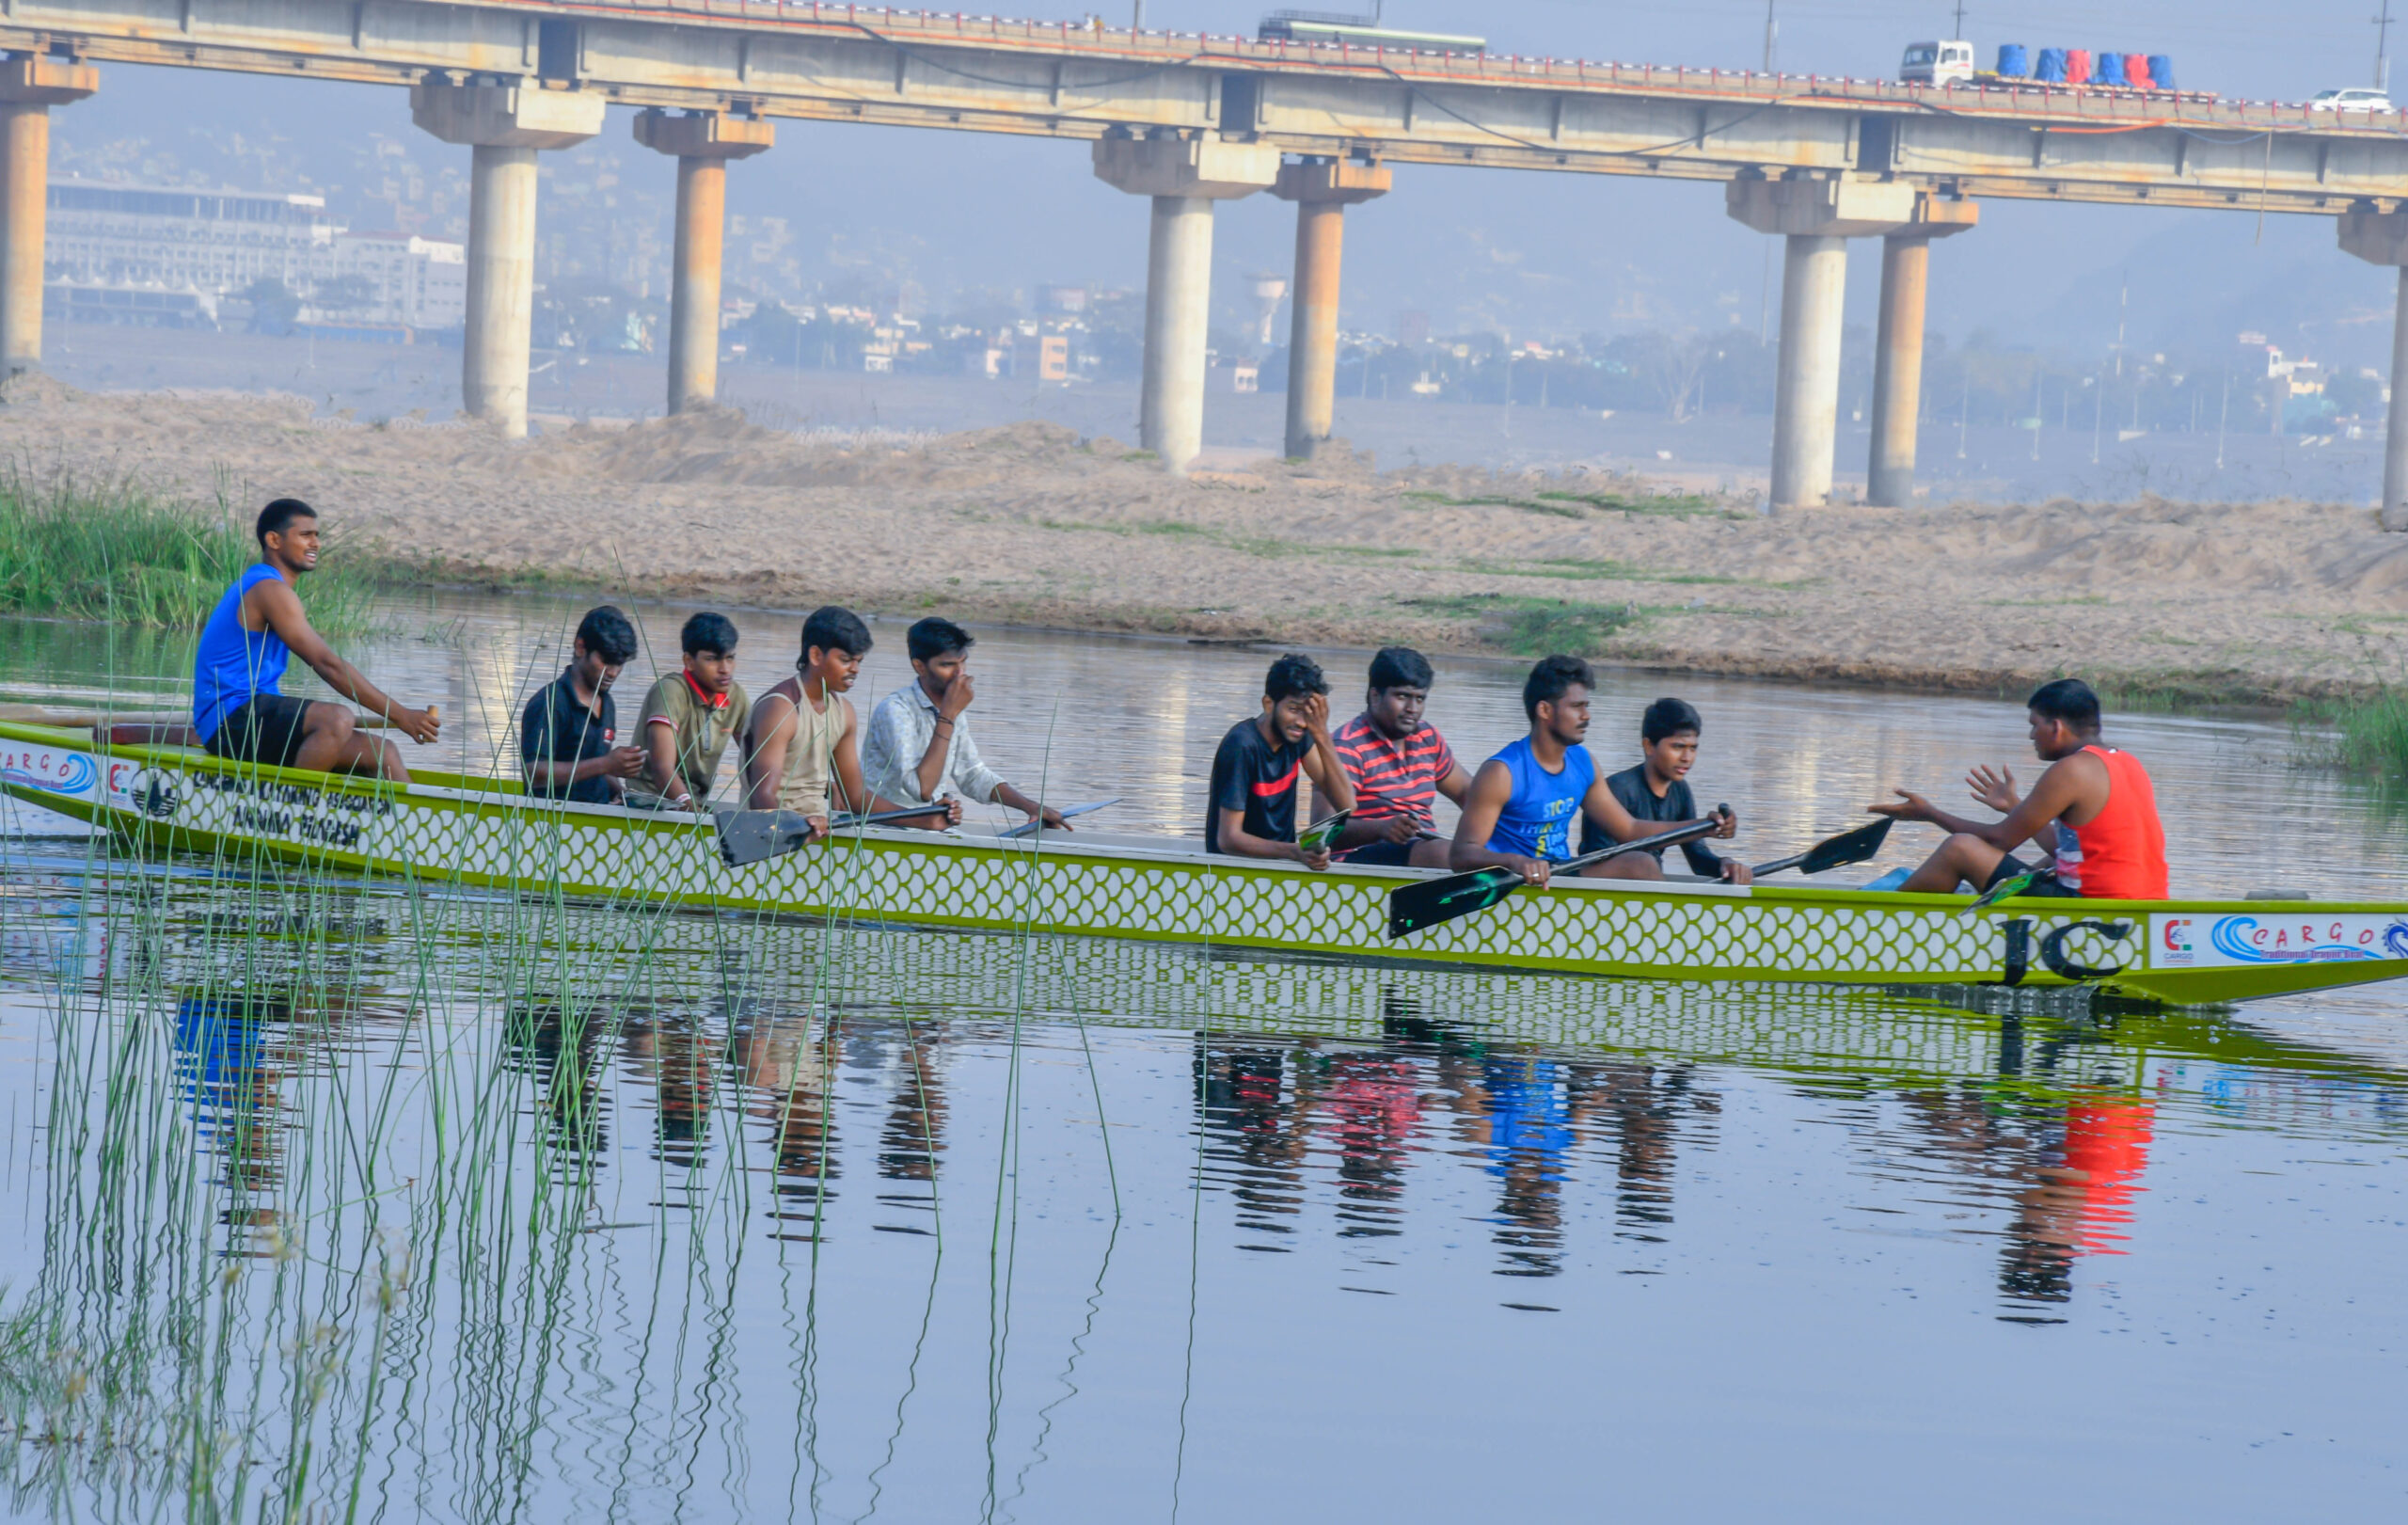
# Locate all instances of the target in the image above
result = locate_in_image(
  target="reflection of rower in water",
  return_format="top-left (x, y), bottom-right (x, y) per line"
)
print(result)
top-left (191, 498), bottom-right (441, 781)
top-left (1999, 1095), bottom-right (2156, 1308)
top-left (1873, 678), bottom-right (2168, 900)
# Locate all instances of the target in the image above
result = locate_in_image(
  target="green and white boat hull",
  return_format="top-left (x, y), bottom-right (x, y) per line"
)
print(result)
top-left (5, 721), bottom-right (2403, 1006)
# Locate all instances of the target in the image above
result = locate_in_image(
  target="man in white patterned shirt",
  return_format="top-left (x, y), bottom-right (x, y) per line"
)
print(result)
top-left (861, 617), bottom-right (1071, 833)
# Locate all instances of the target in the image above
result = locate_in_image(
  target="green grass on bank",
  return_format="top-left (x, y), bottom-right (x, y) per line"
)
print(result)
top-left (0, 474), bottom-right (386, 634)
top-left (1404, 592), bottom-right (1642, 656)
top-left (2297, 691), bottom-right (2408, 781)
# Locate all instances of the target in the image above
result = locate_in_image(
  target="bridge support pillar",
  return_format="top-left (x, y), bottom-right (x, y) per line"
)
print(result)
top-left (411, 82), bottom-right (605, 438)
top-left (2339, 207), bottom-right (2408, 530)
top-left (635, 110), bottom-right (773, 416)
top-left (1730, 176), bottom-right (1946, 509)
top-left (0, 57), bottom-right (98, 378)
top-left (1272, 159), bottom-right (1389, 461)
top-left (1866, 198), bottom-right (1977, 506)
top-left (1094, 135), bottom-right (1279, 473)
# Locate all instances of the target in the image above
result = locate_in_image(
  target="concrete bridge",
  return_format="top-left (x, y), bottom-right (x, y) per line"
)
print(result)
top-left (5, 3), bottom-right (2408, 517)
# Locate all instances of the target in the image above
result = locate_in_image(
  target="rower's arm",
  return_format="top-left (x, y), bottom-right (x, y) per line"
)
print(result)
top-left (1301, 728), bottom-right (1355, 818)
top-left (1579, 775), bottom-right (1651, 844)
top-left (1434, 763), bottom-right (1474, 807)
top-left (1214, 806), bottom-right (1311, 865)
top-left (252, 580), bottom-right (437, 741)
top-left (1895, 754), bottom-right (2100, 851)
top-left (743, 702), bottom-right (791, 810)
top-left (642, 720), bottom-right (690, 804)
top-left (833, 701), bottom-right (955, 827)
top-left (1447, 761), bottom-right (1530, 873)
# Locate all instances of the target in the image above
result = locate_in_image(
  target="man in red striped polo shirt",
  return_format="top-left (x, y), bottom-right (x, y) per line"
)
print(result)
top-left (1326, 647), bottom-right (1474, 868)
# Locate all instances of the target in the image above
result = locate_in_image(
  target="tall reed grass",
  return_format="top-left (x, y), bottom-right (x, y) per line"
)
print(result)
top-left (0, 471), bottom-right (386, 633)
top-left (2311, 689), bottom-right (2408, 780)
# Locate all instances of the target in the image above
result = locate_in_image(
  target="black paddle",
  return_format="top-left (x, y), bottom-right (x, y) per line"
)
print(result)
top-left (1387, 809), bottom-right (1728, 939)
top-left (715, 804), bottom-right (947, 867)
top-left (1750, 817), bottom-right (1893, 878)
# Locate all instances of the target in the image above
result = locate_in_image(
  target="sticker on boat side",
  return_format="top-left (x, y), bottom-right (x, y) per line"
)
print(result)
top-left (0, 744), bottom-right (98, 799)
top-left (2152, 913), bottom-right (2408, 967)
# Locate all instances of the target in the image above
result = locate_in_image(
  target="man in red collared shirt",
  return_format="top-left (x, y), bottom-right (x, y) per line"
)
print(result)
top-left (632, 612), bottom-right (752, 811)
top-left (1326, 647), bottom-right (1474, 869)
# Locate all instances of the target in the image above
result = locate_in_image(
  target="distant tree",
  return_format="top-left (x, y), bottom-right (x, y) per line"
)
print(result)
top-left (1631, 331), bottom-right (1712, 421)
top-left (238, 278), bottom-right (302, 335)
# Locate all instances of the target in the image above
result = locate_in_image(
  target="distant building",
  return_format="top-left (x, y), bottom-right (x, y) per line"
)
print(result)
top-left (1038, 335), bottom-right (1069, 382)
top-left (46, 181), bottom-right (335, 293)
top-left (42, 179), bottom-right (465, 332)
top-left (323, 232), bottom-right (466, 329)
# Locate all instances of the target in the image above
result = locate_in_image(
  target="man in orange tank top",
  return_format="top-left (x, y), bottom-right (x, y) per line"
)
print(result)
top-left (1871, 678), bottom-right (2170, 899)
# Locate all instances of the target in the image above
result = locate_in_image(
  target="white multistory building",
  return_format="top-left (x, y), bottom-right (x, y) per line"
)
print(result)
top-left (42, 179), bottom-right (466, 331)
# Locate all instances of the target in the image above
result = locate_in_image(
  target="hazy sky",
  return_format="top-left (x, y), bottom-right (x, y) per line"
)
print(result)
top-left (50, 2), bottom-right (2408, 368)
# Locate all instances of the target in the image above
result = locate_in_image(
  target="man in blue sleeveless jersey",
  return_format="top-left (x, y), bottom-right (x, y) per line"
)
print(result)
top-left (191, 499), bottom-right (441, 781)
top-left (1449, 655), bottom-right (1735, 888)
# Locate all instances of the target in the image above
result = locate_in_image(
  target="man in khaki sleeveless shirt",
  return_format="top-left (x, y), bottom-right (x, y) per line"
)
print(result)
top-left (743, 605), bottom-right (960, 839)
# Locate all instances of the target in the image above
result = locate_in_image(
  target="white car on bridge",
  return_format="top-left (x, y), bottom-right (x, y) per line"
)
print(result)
top-left (2310, 87), bottom-right (2395, 112)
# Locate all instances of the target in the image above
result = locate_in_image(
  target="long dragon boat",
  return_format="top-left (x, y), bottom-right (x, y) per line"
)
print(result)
top-left (6, 717), bottom-right (2405, 1006)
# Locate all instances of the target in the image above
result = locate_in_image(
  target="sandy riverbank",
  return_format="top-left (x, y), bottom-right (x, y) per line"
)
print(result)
top-left (6, 381), bottom-right (2405, 706)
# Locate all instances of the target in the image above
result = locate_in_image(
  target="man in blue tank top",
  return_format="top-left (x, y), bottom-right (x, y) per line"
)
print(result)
top-left (191, 499), bottom-right (441, 780)
top-left (1449, 656), bottom-right (1736, 888)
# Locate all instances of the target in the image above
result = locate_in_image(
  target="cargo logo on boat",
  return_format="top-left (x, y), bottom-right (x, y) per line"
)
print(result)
top-left (0, 745), bottom-right (97, 798)
top-left (2151, 913), bottom-right (2408, 967)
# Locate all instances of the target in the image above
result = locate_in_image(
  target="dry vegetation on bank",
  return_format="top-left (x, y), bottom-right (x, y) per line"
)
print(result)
top-left (6, 378), bottom-right (2408, 708)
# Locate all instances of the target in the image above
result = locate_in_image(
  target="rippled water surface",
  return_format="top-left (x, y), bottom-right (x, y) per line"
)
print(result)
top-left (0, 595), bottom-right (2403, 1519)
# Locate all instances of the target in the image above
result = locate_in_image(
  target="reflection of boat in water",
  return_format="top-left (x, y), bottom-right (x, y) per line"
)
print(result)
top-left (8, 719), bottom-right (2408, 1006)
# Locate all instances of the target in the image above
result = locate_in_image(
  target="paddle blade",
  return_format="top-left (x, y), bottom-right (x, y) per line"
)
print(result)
top-left (1387, 867), bottom-right (1521, 938)
top-left (715, 809), bottom-right (816, 867)
top-left (1964, 866), bottom-right (2047, 913)
top-left (1794, 818), bottom-right (1893, 876)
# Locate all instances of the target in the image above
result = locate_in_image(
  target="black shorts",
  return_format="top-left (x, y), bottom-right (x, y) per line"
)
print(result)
top-left (1986, 854), bottom-right (2082, 898)
top-left (1337, 834), bottom-right (1435, 868)
top-left (206, 694), bottom-right (317, 770)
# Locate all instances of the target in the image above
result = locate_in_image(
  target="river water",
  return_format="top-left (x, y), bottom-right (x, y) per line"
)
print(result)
top-left (0, 593), bottom-right (2402, 1519)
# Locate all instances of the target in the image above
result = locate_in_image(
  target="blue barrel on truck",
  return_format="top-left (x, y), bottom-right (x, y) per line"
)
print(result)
top-left (2147, 55), bottom-right (2176, 90)
top-left (2036, 48), bottom-right (2067, 83)
top-left (2094, 50), bottom-right (2127, 86)
top-left (1996, 43), bottom-right (2029, 77)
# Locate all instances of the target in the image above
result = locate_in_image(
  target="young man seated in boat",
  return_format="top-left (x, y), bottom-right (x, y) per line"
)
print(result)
top-left (1871, 677), bottom-right (2169, 899)
top-left (1327, 646), bottom-right (1470, 869)
top-left (860, 616), bottom-right (1070, 834)
top-left (1579, 697), bottom-right (1752, 885)
top-left (1449, 656), bottom-right (1736, 888)
top-left (520, 605), bottom-right (647, 804)
top-left (629, 612), bottom-right (752, 812)
top-left (191, 497), bottom-right (441, 782)
top-left (1205, 653), bottom-right (1354, 869)
top-left (742, 606), bottom-right (960, 839)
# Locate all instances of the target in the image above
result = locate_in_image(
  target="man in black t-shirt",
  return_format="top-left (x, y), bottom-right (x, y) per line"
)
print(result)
top-left (521, 606), bottom-right (648, 805)
top-left (1204, 653), bottom-right (1355, 868)
top-left (1579, 696), bottom-right (1753, 883)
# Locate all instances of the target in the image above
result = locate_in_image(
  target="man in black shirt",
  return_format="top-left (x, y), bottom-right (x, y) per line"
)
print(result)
top-left (1580, 697), bottom-right (1753, 883)
top-left (1205, 652), bottom-right (1354, 868)
top-left (521, 606), bottom-right (647, 805)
